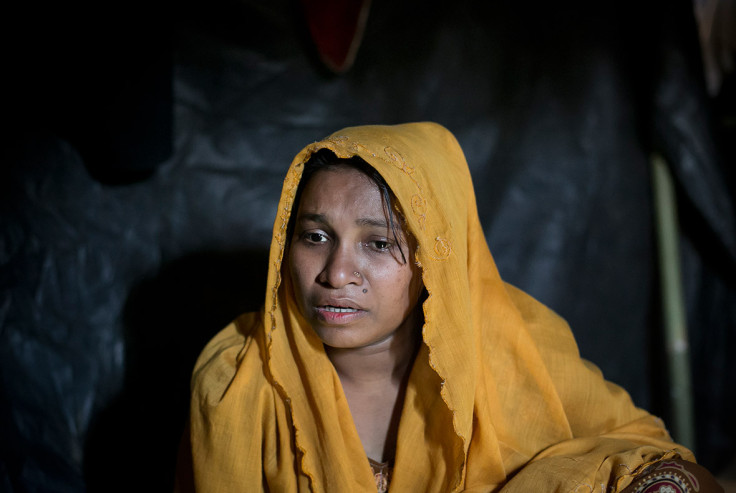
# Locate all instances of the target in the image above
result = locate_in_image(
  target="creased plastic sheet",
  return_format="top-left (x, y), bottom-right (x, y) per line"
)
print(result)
top-left (2, 0), bottom-right (734, 490)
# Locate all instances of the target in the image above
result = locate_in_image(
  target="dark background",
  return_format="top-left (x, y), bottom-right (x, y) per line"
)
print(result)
top-left (3, 0), bottom-right (735, 490)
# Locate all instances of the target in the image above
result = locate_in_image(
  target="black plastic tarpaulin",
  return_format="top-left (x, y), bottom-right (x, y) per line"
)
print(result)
top-left (2, 0), bottom-right (735, 490)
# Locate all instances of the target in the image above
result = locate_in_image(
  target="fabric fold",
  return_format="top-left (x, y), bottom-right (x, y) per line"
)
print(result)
top-left (184, 122), bottom-right (692, 492)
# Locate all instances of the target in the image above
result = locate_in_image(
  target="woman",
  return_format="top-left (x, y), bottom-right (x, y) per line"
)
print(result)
top-left (179, 123), bottom-right (721, 491)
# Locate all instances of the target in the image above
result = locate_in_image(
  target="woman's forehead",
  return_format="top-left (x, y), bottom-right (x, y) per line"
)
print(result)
top-left (297, 167), bottom-right (384, 219)
top-left (294, 165), bottom-right (413, 240)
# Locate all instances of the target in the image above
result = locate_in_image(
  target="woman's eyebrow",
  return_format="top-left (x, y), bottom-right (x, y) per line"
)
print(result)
top-left (356, 217), bottom-right (388, 228)
top-left (297, 212), bottom-right (328, 224)
top-left (297, 213), bottom-right (388, 229)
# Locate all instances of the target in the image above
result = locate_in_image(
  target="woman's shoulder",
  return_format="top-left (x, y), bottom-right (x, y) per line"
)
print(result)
top-left (502, 281), bottom-right (578, 354)
top-left (191, 311), bottom-right (270, 405)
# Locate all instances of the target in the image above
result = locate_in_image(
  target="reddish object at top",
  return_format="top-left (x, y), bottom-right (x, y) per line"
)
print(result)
top-left (300, 0), bottom-right (372, 73)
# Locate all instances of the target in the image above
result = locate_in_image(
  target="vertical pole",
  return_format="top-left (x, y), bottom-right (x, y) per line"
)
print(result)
top-left (651, 153), bottom-right (695, 450)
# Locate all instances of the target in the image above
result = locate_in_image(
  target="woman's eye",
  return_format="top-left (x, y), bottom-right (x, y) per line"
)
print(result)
top-left (303, 232), bottom-right (327, 244)
top-left (369, 240), bottom-right (392, 251)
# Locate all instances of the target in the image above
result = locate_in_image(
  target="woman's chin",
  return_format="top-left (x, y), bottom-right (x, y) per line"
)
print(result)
top-left (313, 326), bottom-right (366, 350)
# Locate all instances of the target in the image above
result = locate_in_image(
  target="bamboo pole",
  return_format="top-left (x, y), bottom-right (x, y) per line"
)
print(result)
top-left (651, 153), bottom-right (695, 450)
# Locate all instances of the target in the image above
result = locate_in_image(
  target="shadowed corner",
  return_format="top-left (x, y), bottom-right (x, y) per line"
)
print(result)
top-left (82, 249), bottom-right (269, 492)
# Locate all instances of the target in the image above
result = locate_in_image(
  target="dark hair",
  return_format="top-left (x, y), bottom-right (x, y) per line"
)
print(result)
top-left (287, 148), bottom-right (408, 263)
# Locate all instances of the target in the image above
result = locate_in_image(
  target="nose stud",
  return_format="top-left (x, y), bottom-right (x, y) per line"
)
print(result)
top-left (353, 271), bottom-right (361, 278)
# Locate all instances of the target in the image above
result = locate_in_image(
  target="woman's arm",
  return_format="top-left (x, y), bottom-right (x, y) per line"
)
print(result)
top-left (620, 458), bottom-right (723, 492)
top-left (502, 285), bottom-right (721, 491)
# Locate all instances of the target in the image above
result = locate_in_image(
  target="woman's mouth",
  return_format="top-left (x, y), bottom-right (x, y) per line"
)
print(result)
top-left (322, 306), bottom-right (359, 313)
top-left (315, 305), bottom-right (365, 323)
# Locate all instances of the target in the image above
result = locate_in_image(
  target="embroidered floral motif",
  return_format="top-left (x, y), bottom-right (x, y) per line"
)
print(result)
top-left (383, 146), bottom-right (420, 190)
top-left (656, 487), bottom-right (677, 493)
top-left (411, 194), bottom-right (427, 231)
top-left (374, 471), bottom-right (389, 493)
top-left (368, 459), bottom-right (391, 493)
top-left (632, 460), bottom-right (699, 493)
top-left (431, 237), bottom-right (452, 260)
top-left (383, 146), bottom-right (406, 170)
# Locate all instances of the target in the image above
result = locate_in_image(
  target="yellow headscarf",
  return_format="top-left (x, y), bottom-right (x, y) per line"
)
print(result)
top-left (185, 123), bottom-right (692, 492)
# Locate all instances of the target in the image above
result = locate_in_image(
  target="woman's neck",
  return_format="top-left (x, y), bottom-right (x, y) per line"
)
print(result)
top-left (325, 313), bottom-right (422, 386)
top-left (326, 313), bottom-right (422, 463)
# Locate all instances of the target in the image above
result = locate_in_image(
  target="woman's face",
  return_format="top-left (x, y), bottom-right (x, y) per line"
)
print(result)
top-left (288, 166), bottom-right (423, 350)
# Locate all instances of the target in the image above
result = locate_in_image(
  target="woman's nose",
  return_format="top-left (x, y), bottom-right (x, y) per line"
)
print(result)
top-left (319, 243), bottom-right (363, 288)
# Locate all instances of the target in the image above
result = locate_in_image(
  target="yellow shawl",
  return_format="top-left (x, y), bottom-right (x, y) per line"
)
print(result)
top-left (186, 123), bottom-right (692, 492)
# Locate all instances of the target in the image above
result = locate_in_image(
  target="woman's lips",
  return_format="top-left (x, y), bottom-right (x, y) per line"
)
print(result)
top-left (314, 305), bottom-right (366, 324)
